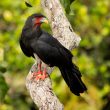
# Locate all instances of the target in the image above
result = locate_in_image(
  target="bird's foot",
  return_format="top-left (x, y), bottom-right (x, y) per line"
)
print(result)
top-left (31, 70), bottom-right (42, 79)
top-left (36, 68), bottom-right (48, 80)
top-left (36, 72), bottom-right (48, 80)
top-left (31, 70), bottom-right (48, 80)
top-left (33, 70), bottom-right (42, 76)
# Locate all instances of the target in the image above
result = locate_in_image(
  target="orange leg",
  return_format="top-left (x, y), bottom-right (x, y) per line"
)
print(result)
top-left (32, 61), bottom-right (42, 78)
top-left (32, 54), bottom-right (48, 80)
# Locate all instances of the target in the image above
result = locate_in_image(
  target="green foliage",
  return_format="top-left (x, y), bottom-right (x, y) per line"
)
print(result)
top-left (0, 74), bottom-right (9, 103)
top-left (0, 0), bottom-right (110, 110)
top-left (0, 65), bottom-right (7, 74)
top-left (60, 0), bottom-right (75, 14)
top-left (0, 64), bottom-right (8, 103)
top-left (60, 0), bottom-right (71, 13)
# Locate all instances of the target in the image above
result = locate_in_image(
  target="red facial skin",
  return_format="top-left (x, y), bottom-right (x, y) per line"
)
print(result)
top-left (34, 17), bottom-right (43, 27)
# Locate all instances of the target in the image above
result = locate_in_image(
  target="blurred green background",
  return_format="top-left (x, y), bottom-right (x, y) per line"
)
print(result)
top-left (0, 0), bottom-right (110, 110)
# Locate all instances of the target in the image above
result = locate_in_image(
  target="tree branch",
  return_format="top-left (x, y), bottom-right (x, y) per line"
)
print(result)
top-left (26, 0), bottom-right (81, 109)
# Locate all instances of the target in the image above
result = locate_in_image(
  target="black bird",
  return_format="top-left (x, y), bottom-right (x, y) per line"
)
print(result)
top-left (20, 13), bottom-right (87, 96)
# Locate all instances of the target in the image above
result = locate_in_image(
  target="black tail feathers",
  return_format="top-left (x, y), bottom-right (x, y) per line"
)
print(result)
top-left (59, 64), bottom-right (87, 96)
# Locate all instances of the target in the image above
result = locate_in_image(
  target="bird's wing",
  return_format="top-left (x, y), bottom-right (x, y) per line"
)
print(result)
top-left (30, 32), bottom-right (73, 66)
top-left (39, 31), bottom-right (63, 48)
top-left (39, 32), bottom-right (73, 59)
top-left (31, 39), bottom-right (64, 66)
top-left (19, 39), bottom-right (33, 57)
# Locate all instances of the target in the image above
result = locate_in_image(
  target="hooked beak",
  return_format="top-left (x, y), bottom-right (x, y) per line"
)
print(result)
top-left (40, 18), bottom-right (48, 24)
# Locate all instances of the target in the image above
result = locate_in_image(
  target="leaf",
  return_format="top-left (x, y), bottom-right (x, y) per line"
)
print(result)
top-left (25, 1), bottom-right (32, 7)
top-left (60, 0), bottom-right (75, 14)
top-left (60, 0), bottom-right (70, 13)
top-left (70, 0), bottom-right (75, 4)
top-left (0, 74), bottom-right (9, 103)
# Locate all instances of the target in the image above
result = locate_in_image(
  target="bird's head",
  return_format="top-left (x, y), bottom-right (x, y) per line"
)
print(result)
top-left (25, 13), bottom-right (48, 28)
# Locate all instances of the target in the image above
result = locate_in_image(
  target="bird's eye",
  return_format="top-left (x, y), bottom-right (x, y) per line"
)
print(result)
top-left (32, 18), bottom-right (37, 26)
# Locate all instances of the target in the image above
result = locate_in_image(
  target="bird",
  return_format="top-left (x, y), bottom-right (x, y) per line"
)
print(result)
top-left (19, 13), bottom-right (87, 96)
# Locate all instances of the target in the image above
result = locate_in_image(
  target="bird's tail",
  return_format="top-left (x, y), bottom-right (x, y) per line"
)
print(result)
top-left (59, 63), bottom-right (87, 96)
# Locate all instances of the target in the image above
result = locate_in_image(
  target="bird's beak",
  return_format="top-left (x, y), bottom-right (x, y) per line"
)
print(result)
top-left (40, 18), bottom-right (48, 24)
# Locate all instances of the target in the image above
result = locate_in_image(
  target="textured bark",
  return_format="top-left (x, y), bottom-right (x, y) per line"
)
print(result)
top-left (26, 0), bottom-right (81, 109)
top-left (26, 64), bottom-right (63, 110)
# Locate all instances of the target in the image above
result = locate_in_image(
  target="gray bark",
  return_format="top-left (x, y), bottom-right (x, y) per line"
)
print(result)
top-left (26, 64), bottom-right (63, 110)
top-left (26, 0), bottom-right (81, 109)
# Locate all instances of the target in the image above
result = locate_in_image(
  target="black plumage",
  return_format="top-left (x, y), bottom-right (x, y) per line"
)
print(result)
top-left (20, 13), bottom-right (87, 96)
